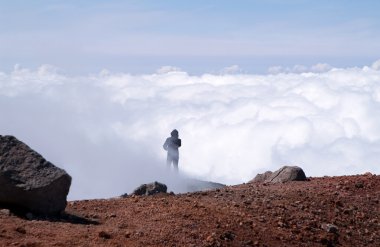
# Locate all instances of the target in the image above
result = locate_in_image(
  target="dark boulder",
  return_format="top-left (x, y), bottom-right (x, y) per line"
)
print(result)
top-left (132, 181), bottom-right (167, 196)
top-left (251, 166), bottom-right (307, 183)
top-left (0, 135), bottom-right (71, 215)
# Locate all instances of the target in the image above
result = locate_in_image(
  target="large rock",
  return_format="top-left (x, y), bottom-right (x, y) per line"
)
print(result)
top-left (251, 166), bottom-right (307, 183)
top-left (132, 181), bottom-right (167, 196)
top-left (0, 135), bottom-right (71, 215)
top-left (183, 179), bottom-right (226, 192)
top-left (251, 171), bottom-right (273, 183)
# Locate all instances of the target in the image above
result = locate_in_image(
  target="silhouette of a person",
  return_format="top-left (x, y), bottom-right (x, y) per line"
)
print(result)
top-left (163, 129), bottom-right (181, 171)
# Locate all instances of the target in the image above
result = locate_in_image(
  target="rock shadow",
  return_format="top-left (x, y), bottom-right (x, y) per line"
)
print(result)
top-left (0, 204), bottom-right (99, 225)
top-left (42, 212), bottom-right (99, 225)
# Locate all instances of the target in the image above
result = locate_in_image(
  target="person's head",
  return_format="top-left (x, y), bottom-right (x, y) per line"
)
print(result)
top-left (171, 129), bottom-right (179, 137)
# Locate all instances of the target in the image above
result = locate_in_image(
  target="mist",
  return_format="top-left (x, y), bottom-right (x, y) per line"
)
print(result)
top-left (1, 62), bottom-right (380, 199)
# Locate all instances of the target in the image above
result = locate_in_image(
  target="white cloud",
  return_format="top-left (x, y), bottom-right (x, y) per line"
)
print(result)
top-left (311, 63), bottom-right (333, 73)
top-left (220, 65), bottom-right (242, 74)
top-left (156, 66), bottom-right (182, 74)
top-left (372, 59), bottom-right (380, 70)
top-left (1, 62), bottom-right (380, 199)
top-left (268, 63), bottom-right (333, 74)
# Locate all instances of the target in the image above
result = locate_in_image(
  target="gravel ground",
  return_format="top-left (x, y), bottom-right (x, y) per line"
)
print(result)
top-left (0, 174), bottom-right (379, 247)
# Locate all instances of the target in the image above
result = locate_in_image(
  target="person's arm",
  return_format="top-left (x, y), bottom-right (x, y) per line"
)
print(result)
top-left (163, 138), bottom-right (169, 150)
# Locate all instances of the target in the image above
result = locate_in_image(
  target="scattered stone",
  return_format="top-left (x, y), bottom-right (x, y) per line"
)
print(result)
top-left (0, 135), bottom-right (72, 215)
top-left (107, 213), bottom-right (117, 218)
top-left (132, 181), bottom-right (167, 196)
top-left (0, 209), bottom-right (11, 216)
top-left (120, 193), bottom-right (128, 198)
top-left (118, 223), bottom-right (128, 229)
top-left (98, 231), bottom-right (111, 239)
top-left (335, 200), bottom-right (344, 208)
top-left (206, 232), bottom-right (216, 242)
top-left (15, 227), bottom-right (26, 234)
top-left (243, 240), bottom-right (253, 246)
top-left (277, 221), bottom-right (285, 227)
top-left (220, 231), bottom-right (235, 241)
top-left (321, 223), bottom-right (339, 234)
top-left (355, 181), bottom-right (364, 189)
top-left (258, 216), bottom-right (266, 222)
top-left (125, 231), bottom-right (131, 238)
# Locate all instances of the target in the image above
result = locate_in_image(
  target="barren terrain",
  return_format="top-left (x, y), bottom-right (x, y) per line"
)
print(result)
top-left (0, 174), bottom-right (379, 246)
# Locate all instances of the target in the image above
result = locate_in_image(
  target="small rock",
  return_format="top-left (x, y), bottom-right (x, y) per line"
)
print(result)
top-left (243, 200), bottom-right (252, 205)
top-left (0, 209), bottom-right (11, 216)
top-left (118, 223), bottom-right (128, 229)
top-left (277, 221), bottom-right (285, 227)
top-left (15, 227), bottom-right (26, 234)
top-left (90, 213), bottom-right (99, 219)
top-left (125, 231), bottom-right (131, 238)
top-left (220, 231), bottom-right (235, 241)
top-left (355, 181), bottom-right (364, 188)
top-left (108, 213), bottom-right (117, 218)
top-left (206, 232), bottom-right (216, 242)
top-left (132, 181), bottom-right (167, 196)
top-left (243, 240), bottom-right (253, 246)
top-left (321, 223), bottom-right (339, 234)
top-left (98, 231), bottom-right (111, 239)
top-left (120, 193), bottom-right (128, 198)
top-left (335, 200), bottom-right (344, 208)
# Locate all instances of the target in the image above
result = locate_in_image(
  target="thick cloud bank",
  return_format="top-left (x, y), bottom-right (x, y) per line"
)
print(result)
top-left (1, 62), bottom-right (380, 199)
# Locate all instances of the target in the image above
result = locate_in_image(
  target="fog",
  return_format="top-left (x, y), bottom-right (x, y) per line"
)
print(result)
top-left (1, 61), bottom-right (380, 199)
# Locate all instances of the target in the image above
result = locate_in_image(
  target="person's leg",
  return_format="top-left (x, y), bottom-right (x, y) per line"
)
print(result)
top-left (173, 158), bottom-right (179, 172)
top-left (166, 155), bottom-right (172, 169)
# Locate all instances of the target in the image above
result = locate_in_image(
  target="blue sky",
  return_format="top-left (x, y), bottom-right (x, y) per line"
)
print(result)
top-left (1, 0), bottom-right (380, 74)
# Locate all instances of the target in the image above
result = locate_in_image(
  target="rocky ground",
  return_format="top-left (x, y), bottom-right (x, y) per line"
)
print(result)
top-left (0, 174), bottom-right (379, 247)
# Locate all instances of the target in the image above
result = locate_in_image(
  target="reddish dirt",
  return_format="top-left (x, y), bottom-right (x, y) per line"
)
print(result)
top-left (0, 174), bottom-right (379, 247)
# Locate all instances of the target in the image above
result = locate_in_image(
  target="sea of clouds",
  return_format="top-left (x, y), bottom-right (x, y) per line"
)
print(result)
top-left (1, 61), bottom-right (380, 199)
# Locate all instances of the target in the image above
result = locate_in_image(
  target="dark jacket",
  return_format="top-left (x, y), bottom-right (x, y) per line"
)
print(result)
top-left (163, 137), bottom-right (181, 158)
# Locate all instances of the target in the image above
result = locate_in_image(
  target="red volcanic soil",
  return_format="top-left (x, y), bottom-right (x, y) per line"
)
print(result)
top-left (0, 174), bottom-right (379, 247)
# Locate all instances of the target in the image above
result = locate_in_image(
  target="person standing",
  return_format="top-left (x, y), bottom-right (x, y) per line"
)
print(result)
top-left (163, 129), bottom-right (181, 171)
